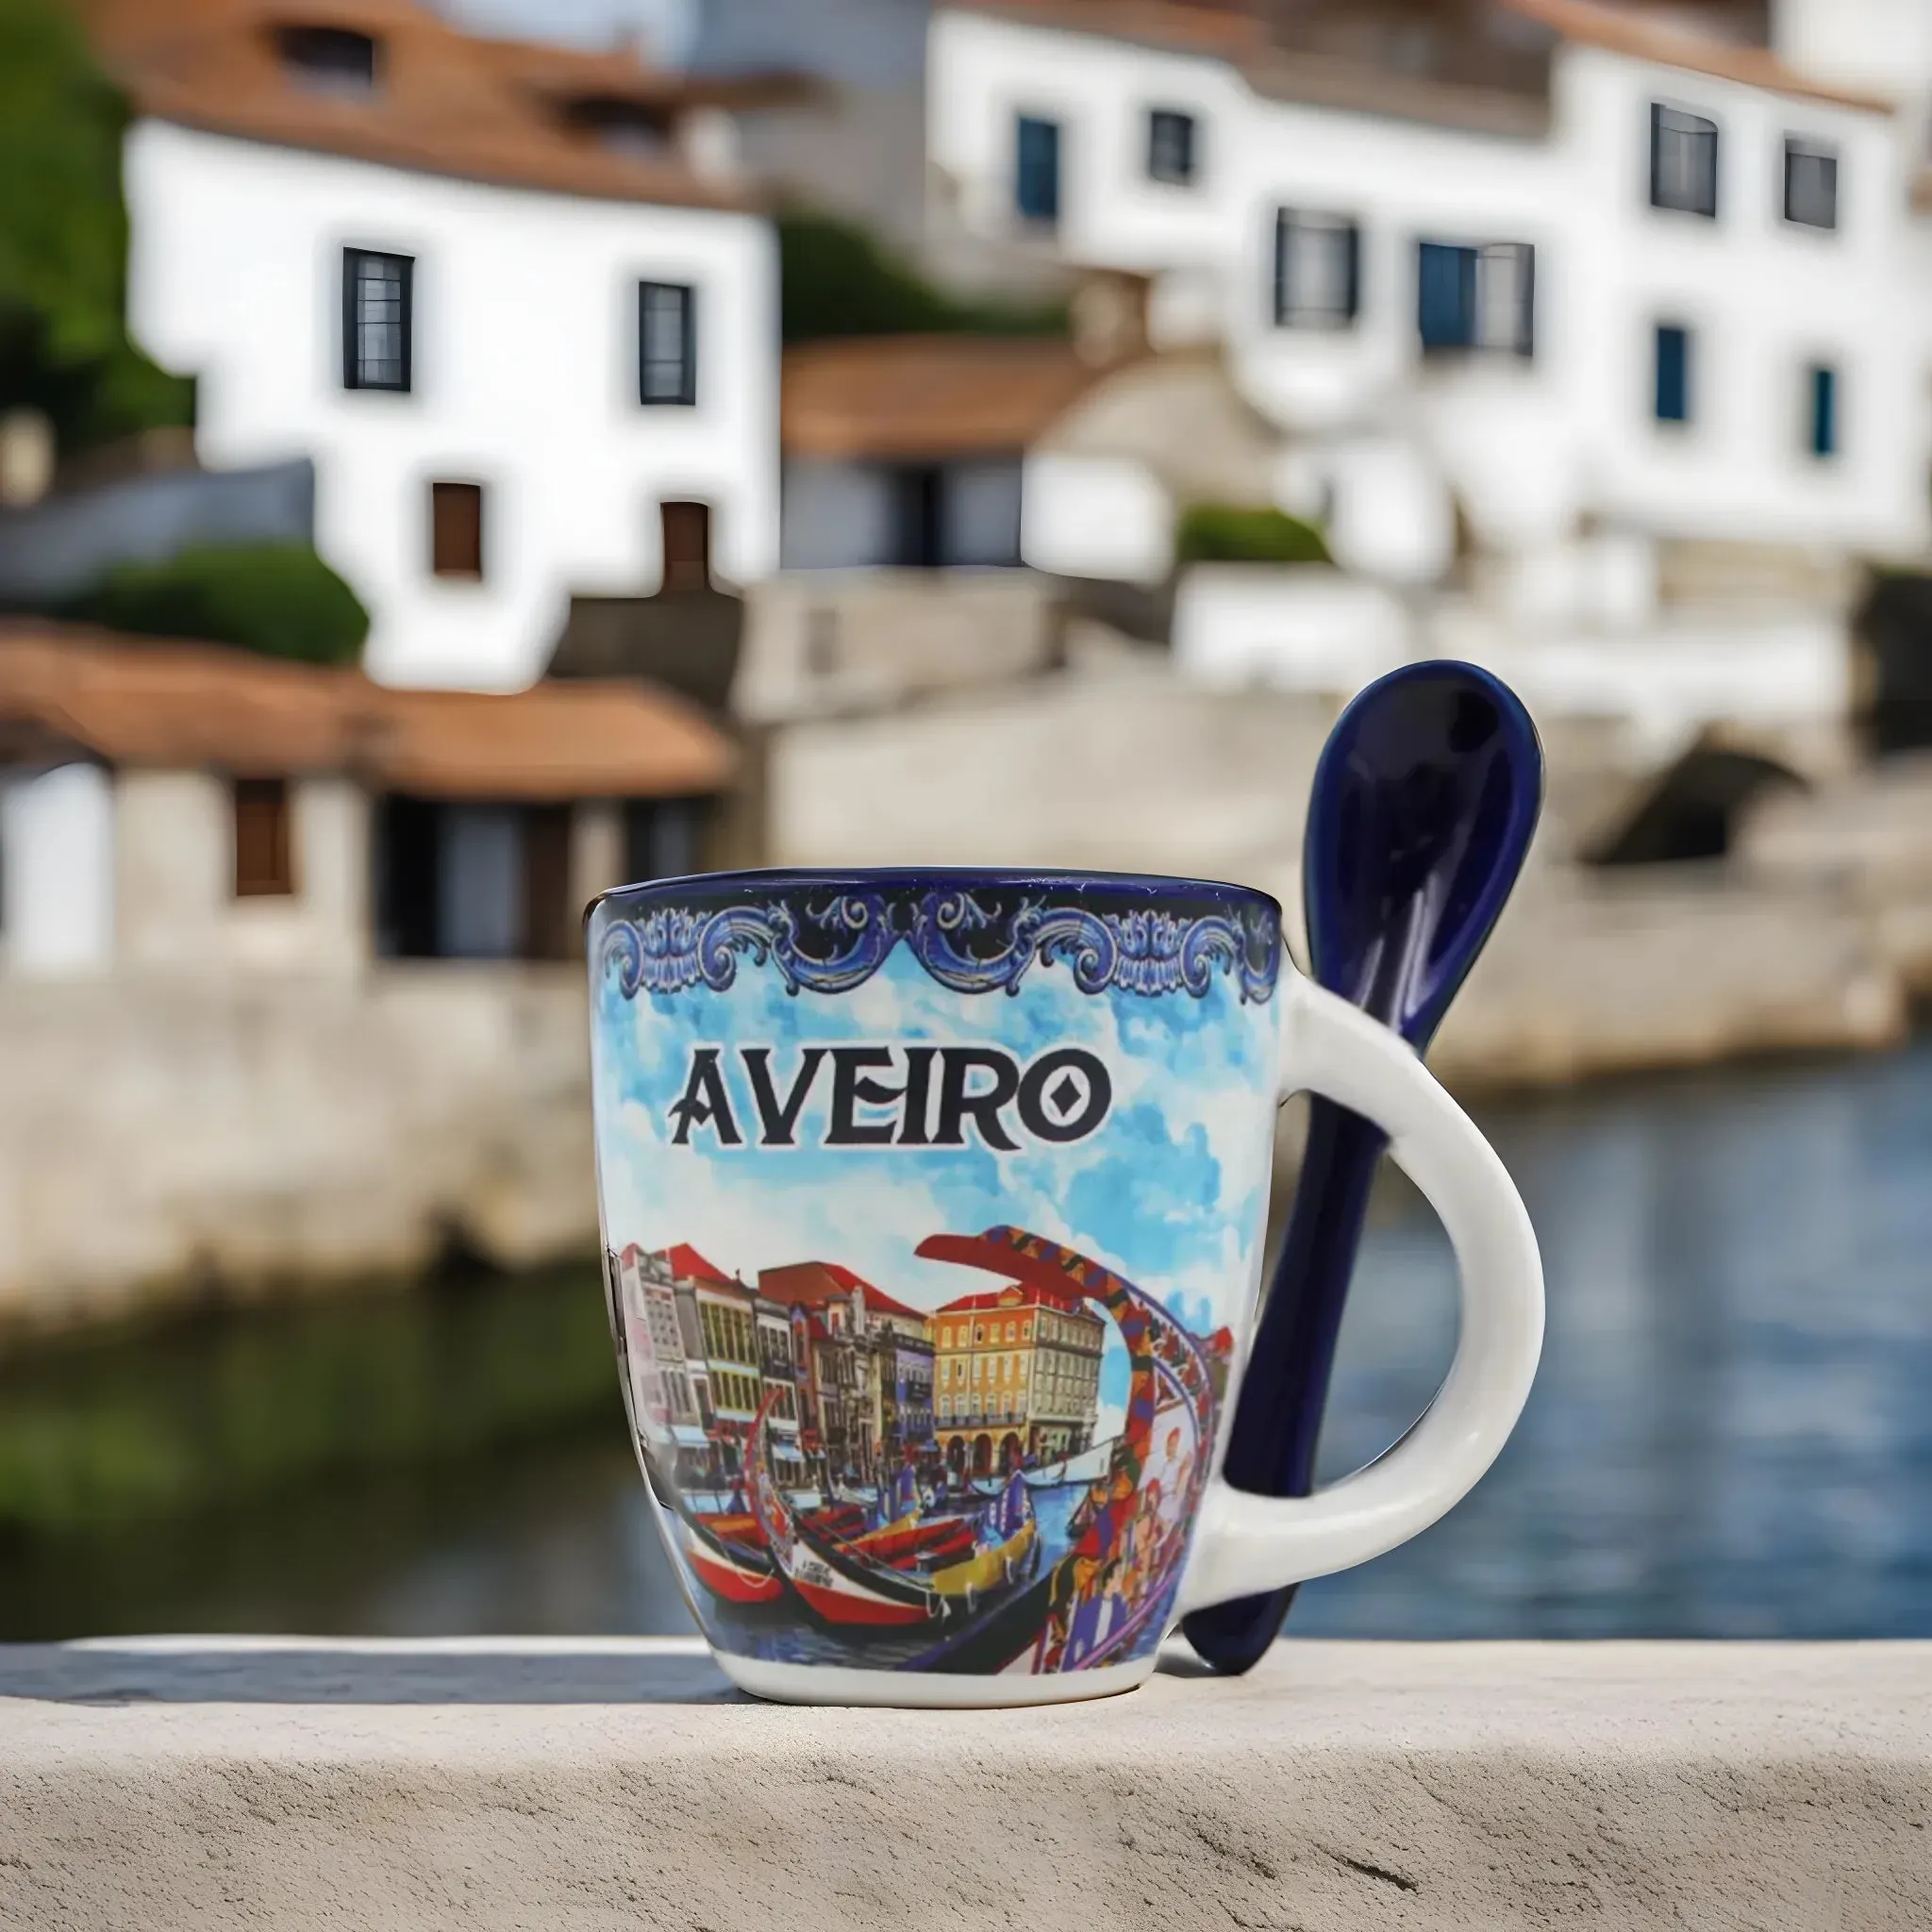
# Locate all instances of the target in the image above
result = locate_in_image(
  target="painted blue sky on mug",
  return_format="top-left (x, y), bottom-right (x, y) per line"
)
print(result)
top-left (591, 941), bottom-right (1280, 1441)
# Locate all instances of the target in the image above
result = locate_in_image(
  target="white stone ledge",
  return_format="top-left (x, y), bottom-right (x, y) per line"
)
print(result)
top-left (2, 1639), bottom-right (1927, 1929)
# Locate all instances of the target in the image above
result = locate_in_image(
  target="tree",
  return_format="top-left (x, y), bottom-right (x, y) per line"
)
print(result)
top-left (64, 543), bottom-right (372, 666)
top-left (0, 0), bottom-right (193, 450)
top-left (778, 207), bottom-right (1066, 344)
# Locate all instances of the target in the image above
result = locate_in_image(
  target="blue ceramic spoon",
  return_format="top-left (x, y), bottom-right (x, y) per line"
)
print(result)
top-left (1182, 660), bottom-right (1543, 1675)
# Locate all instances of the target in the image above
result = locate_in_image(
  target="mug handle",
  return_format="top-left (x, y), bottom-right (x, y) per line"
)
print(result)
top-left (1177, 974), bottom-right (1544, 1613)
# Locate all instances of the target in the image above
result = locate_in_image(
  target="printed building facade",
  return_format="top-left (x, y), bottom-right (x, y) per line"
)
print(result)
top-left (933, 1281), bottom-right (1106, 1474)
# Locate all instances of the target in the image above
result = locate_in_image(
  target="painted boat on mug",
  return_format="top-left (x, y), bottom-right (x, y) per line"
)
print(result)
top-left (744, 1401), bottom-right (1041, 1628)
top-left (662, 1490), bottom-right (887, 1609)
top-left (623, 1226), bottom-right (1223, 1674)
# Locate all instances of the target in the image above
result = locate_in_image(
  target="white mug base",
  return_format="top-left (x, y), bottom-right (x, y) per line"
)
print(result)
top-left (715, 1649), bottom-right (1157, 1708)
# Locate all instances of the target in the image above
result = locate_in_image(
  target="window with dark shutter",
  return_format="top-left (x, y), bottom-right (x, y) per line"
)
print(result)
top-left (565, 94), bottom-right (675, 157)
top-left (1651, 104), bottom-right (1719, 217)
top-left (279, 26), bottom-right (378, 93)
top-left (1146, 108), bottom-right (1197, 186)
top-left (1274, 210), bottom-right (1359, 328)
top-left (342, 248), bottom-right (412, 391)
top-left (1417, 241), bottom-right (1534, 356)
top-left (1785, 138), bottom-right (1839, 230)
top-left (234, 778), bottom-right (295, 898)
top-left (1807, 363), bottom-right (1839, 458)
top-left (1655, 324), bottom-right (1692, 424)
top-left (430, 481), bottom-right (485, 578)
top-left (639, 282), bottom-right (696, 405)
top-left (1015, 114), bottom-right (1061, 224)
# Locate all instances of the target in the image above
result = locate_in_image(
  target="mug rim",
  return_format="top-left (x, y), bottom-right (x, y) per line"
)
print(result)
top-left (589, 864), bottom-right (1285, 921)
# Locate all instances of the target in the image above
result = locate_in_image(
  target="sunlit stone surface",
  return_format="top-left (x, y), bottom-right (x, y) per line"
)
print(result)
top-left (2, 1638), bottom-right (1925, 1929)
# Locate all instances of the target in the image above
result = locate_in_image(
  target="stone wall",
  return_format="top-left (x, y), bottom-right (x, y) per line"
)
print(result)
top-left (113, 771), bottom-right (370, 977)
top-left (1426, 867), bottom-right (1907, 1091)
top-left (765, 663), bottom-right (1341, 874)
top-left (0, 690), bottom-right (1921, 1340)
top-left (0, 969), bottom-right (593, 1343)
top-left (735, 570), bottom-right (1064, 724)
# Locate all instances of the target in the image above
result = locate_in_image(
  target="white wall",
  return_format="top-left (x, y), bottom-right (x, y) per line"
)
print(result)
top-left (928, 10), bottom-right (1249, 277)
top-left (736, 570), bottom-right (1060, 722)
top-left (1557, 48), bottom-right (1928, 554)
top-left (1174, 571), bottom-right (1848, 759)
top-left (125, 124), bottom-right (781, 691)
top-left (928, 7), bottom-right (1932, 561)
top-left (0, 765), bottom-right (115, 978)
top-left (1020, 451), bottom-right (1172, 581)
top-left (115, 771), bottom-right (369, 976)
top-left (1172, 565), bottom-right (1413, 693)
top-left (1774, 0), bottom-right (1932, 105)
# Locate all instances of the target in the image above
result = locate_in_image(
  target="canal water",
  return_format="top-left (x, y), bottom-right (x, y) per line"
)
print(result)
top-left (5, 1041), bottom-right (1931, 1641)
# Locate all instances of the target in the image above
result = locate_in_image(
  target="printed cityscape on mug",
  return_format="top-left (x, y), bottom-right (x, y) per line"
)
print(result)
top-left (589, 882), bottom-right (1283, 1675)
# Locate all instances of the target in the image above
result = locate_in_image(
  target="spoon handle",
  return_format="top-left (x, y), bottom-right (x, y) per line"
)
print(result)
top-left (1181, 1096), bottom-right (1388, 1674)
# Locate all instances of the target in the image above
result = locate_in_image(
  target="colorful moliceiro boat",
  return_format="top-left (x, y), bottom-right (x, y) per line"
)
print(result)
top-left (745, 1402), bottom-right (1037, 1627)
top-left (668, 1491), bottom-right (873, 1610)
top-left (637, 1458), bottom-right (786, 1608)
top-left (673, 1506), bottom-right (783, 1607)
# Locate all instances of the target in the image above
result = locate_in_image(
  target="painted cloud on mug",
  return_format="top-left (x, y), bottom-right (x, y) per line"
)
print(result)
top-left (588, 880), bottom-right (1283, 1676)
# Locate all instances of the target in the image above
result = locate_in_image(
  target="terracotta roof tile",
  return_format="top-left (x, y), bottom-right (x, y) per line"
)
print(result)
top-left (943, 1), bottom-right (1269, 58)
top-left (75, 0), bottom-right (797, 211)
top-left (0, 624), bottom-right (736, 801)
top-left (1498, 0), bottom-right (1892, 111)
top-left (948, 0), bottom-right (1890, 119)
top-left (781, 335), bottom-right (1107, 461)
top-left (946, 1), bottom-right (1552, 133)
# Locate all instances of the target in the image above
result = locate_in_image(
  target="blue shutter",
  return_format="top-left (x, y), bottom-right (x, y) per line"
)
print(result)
top-left (1655, 325), bottom-right (1690, 424)
top-left (1418, 242), bottom-right (1475, 350)
top-left (1015, 116), bottom-right (1061, 223)
top-left (1810, 365), bottom-right (1838, 457)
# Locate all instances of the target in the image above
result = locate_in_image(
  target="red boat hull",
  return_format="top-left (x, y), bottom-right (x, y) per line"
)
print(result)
top-left (685, 1538), bottom-right (783, 1606)
top-left (791, 1574), bottom-right (936, 1627)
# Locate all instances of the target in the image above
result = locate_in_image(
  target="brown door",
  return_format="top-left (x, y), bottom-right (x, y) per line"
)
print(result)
top-left (519, 804), bottom-right (575, 960)
top-left (660, 500), bottom-right (710, 591)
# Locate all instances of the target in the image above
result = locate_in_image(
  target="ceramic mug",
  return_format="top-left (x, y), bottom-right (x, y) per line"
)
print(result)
top-left (587, 867), bottom-right (1541, 1707)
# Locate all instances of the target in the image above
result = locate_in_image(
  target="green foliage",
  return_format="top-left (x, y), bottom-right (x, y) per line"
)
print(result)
top-left (778, 207), bottom-right (1066, 343)
top-left (0, 0), bottom-right (127, 367)
top-left (65, 542), bottom-right (371, 665)
top-left (1174, 502), bottom-right (1332, 567)
top-left (0, 1265), bottom-right (619, 1539)
top-left (0, 0), bottom-right (194, 446)
top-left (75, 336), bottom-right (197, 445)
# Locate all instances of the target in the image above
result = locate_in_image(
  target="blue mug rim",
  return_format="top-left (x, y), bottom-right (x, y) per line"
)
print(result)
top-left (589, 864), bottom-right (1285, 922)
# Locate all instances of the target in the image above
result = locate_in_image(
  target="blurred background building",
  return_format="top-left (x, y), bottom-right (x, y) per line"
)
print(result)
top-left (4, 0), bottom-right (1932, 1645)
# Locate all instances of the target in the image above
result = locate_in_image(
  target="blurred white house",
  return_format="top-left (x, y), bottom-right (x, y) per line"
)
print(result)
top-left (926, 0), bottom-right (1932, 755)
top-left (0, 624), bottom-right (732, 978)
top-left (80, 0), bottom-right (788, 691)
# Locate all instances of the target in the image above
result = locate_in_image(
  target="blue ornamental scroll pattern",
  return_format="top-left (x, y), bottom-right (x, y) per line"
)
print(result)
top-left (601, 890), bottom-right (1279, 1005)
top-left (601, 895), bottom-right (897, 998)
